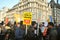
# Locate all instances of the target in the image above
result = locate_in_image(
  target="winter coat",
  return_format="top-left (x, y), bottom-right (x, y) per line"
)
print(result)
top-left (57, 27), bottom-right (60, 40)
top-left (48, 27), bottom-right (57, 40)
top-left (15, 27), bottom-right (25, 40)
top-left (26, 27), bottom-right (42, 40)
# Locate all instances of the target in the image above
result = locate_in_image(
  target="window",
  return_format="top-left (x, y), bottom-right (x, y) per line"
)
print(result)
top-left (30, 3), bottom-right (31, 7)
top-left (32, 14), bottom-right (37, 19)
top-left (42, 0), bottom-right (44, 1)
top-left (28, 3), bottom-right (29, 7)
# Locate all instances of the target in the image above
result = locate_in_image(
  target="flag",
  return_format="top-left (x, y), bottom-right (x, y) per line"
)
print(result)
top-left (49, 16), bottom-right (53, 22)
top-left (5, 17), bottom-right (9, 24)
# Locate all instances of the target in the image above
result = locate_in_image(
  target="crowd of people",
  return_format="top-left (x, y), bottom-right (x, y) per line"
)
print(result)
top-left (0, 21), bottom-right (60, 40)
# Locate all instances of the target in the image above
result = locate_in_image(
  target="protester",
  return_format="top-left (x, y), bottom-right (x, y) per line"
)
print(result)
top-left (0, 24), bottom-right (6, 40)
top-left (4, 23), bottom-right (11, 40)
top-left (15, 23), bottom-right (25, 40)
top-left (9, 23), bottom-right (15, 40)
top-left (26, 22), bottom-right (42, 40)
top-left (0, 25), bottom-right (2, 34)
top-left (39, 24), bottom-right (43, 40)
top-left (0, 25), bottom-right (2, 40)
top-left (0, 21), bottom-right (59, 40)
top-left (40, 22), bottom-right (48, 40)
top-left (57, 24), bottom-right (60, 40)
top-left (47, 22), bottom-right (57, 40)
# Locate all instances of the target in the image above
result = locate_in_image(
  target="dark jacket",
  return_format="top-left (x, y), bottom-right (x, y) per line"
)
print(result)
top-left (15, 27), bottom-right (25, 40)
top-left (57, 27), bottom-right (60, 40)
top-left (48, 27), bottom-right (57, 40)
top-left (26, 27), bottom-right (42, 40)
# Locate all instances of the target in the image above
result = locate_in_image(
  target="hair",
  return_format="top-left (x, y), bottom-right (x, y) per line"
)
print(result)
top-left (31, 21), bottom-right (36, 26)
top-left (20, 21), bottom-right (23, 26)
top-left (48, 22), bottom-right (54, 26)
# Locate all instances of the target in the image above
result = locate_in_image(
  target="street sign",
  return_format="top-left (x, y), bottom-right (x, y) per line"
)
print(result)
top-left (23, 12), bottom-right (32, 25)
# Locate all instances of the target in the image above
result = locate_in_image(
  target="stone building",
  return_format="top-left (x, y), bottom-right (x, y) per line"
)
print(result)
top-left (7, 0), bottom-right (52, 22)
top-left (50, 0), bottom-right (60, 24)
top-left (0, 7), bottom-right (9, 22)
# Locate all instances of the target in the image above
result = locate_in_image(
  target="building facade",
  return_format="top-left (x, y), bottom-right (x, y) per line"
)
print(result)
top-left (7, 0), bottom-right (52, 22)
top-left (56, 8), bottom-right (60, 24)
top-left (0, 7), bottom-right (9, 22)
top-left (50, 0), bottom-right (60, 24)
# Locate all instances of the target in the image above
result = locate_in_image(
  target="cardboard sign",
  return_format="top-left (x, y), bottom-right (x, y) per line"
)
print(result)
top-left (14, 13), bottom-right (20, 23)
top-left (23, 12), bottom-right (32, 25)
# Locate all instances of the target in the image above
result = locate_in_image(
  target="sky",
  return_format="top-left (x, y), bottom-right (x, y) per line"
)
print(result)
top-left (0, 0), bottom-right (20, 9)
top-left (0, 0), bottom-right (60, 10)
top-left (48, 0), bottom-right (60, 3)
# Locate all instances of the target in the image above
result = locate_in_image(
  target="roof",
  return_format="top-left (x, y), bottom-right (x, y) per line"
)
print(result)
top-left (55, 3), bottom-right (60, 9)
top-left (50, 0), bottom-right (60, 9)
